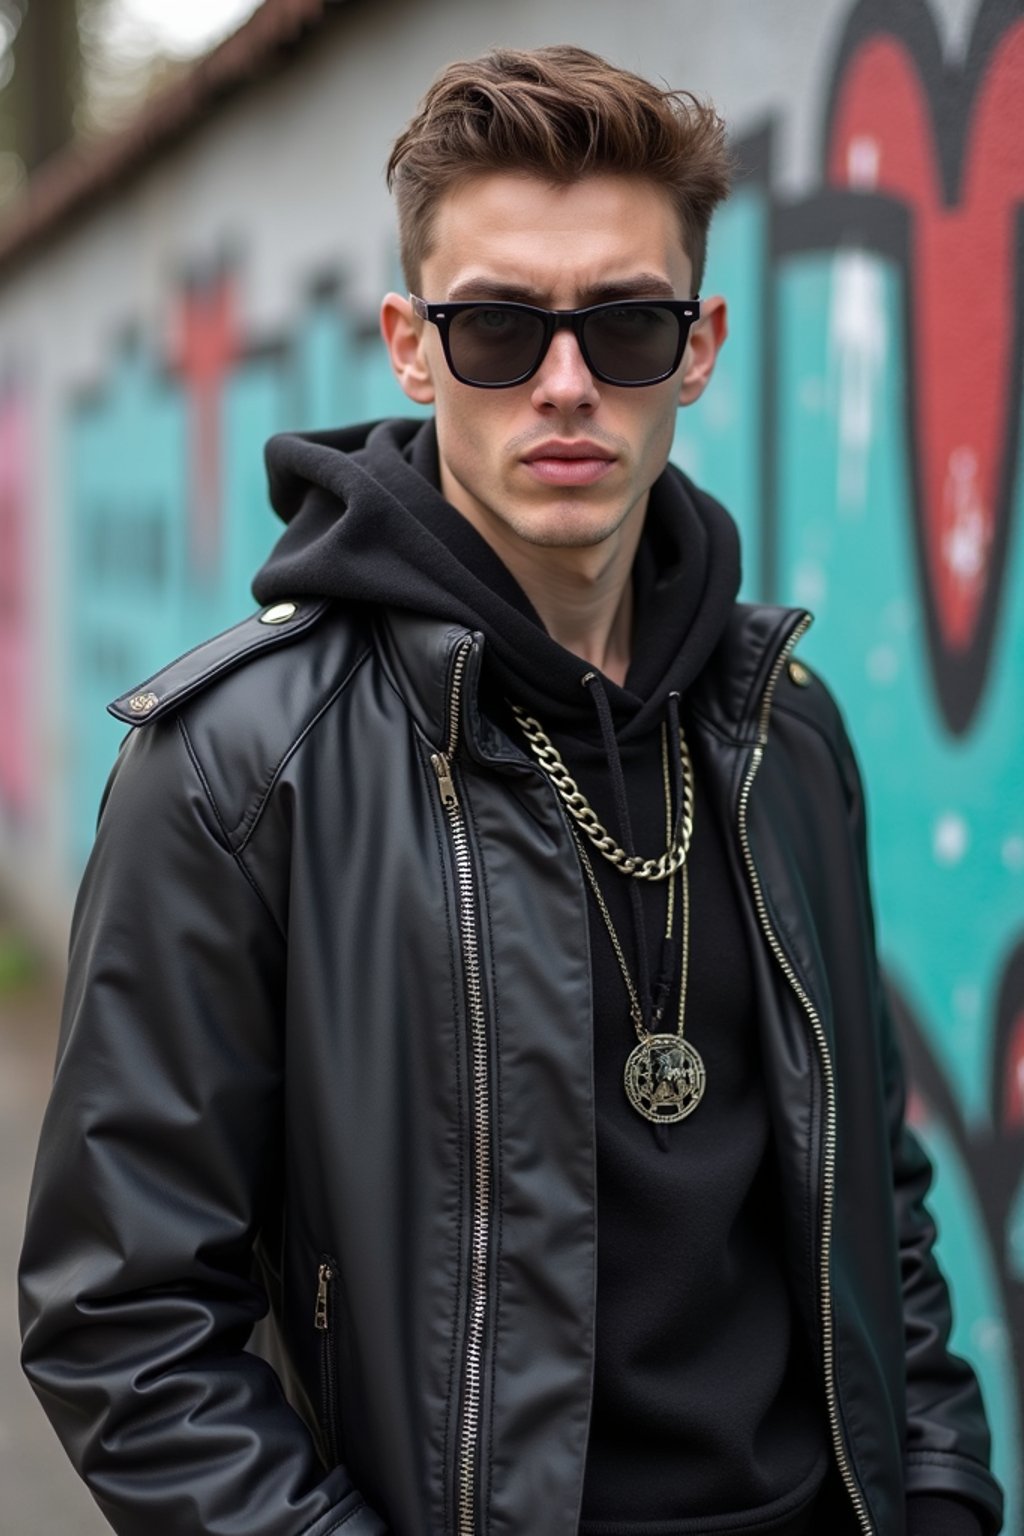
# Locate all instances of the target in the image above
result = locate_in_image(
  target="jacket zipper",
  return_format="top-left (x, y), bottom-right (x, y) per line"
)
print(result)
top-left (430, 638), bottom-right (491, 1536)
top-left (314, 1259), bottom-right (342, 1467)
top-left (430, 625), bottom-right (871, 1533)
top-left (736, 613), bottom-right (874, 1536)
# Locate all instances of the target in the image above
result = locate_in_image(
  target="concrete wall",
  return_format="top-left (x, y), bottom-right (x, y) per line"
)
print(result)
top-left (2, 0), bottom-right (1022, 1520)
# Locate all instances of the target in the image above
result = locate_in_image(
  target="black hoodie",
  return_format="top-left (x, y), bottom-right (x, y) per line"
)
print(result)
top-left (256, 417), bottom-right (738, 736)
top-left (254, 419), bottom-right (827, 1534)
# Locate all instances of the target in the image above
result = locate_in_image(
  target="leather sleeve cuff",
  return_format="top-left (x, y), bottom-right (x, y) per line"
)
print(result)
top-left (907, 1493), bottom-right (985, 1536)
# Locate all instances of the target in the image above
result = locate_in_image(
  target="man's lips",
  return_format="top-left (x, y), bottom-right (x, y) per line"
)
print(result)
top-left (520, 441), bottom-right (617, 487)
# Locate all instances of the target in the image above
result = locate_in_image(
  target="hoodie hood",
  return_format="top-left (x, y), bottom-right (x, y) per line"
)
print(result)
top-left (253, 417), bottom-right (741, 742)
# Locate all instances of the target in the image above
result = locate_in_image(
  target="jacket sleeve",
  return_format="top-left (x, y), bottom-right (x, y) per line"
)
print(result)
top-left (18, 716), bottom-right (388, 1536)
top-left (838, 716), bottom-right (1004, 1533)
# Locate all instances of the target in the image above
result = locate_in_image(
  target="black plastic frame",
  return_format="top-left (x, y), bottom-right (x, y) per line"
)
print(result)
top-left (410, 294), bottom-right (701, 388)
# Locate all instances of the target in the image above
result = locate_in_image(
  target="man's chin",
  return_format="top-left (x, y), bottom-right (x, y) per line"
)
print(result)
top-left (498, 502), bottom-right (636, 551)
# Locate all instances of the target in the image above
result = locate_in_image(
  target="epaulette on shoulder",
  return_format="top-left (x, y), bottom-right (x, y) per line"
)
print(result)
top-left (107, 598), bottom-right (331, 726)
top-left (774, 647), bottom-right (854, 764)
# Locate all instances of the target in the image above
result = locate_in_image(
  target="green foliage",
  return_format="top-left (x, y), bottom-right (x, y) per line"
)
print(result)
top-left (0, 925), bottom-right (40, 993)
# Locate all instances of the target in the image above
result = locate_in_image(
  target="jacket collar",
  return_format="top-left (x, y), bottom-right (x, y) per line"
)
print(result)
top-left (374, 609), bottom-right (472, 751)
top-left (689, 603), bottom-right (814, 746)
top-left (379, 600), bottom-right (813, 757)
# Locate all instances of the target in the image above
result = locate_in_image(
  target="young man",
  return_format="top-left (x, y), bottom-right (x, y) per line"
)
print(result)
top-left (20, 45), bottom-right (1003, 1536)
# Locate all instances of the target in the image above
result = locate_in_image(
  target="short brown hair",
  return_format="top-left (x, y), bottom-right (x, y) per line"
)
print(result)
top-left (387, 45), bottom-right (733, 292)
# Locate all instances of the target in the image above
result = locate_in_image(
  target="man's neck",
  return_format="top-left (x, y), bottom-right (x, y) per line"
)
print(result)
top-left (511, 549), bottom-right (637, 686)
top-left (487, 529), bottom-right (641, 685)
top-left (441, 487), bottom-right (648, 687)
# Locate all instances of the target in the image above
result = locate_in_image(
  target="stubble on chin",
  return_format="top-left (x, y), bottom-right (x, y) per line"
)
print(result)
top-left (491, 469), bottom-right (647, 552)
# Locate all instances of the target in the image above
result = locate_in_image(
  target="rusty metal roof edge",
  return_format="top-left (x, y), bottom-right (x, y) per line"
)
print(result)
top-left (0, 0), bottom-right (340, 282)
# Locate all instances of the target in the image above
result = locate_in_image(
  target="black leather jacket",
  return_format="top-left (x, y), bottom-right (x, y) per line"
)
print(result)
top-left (19, 594), bottom-right (1003, 1536)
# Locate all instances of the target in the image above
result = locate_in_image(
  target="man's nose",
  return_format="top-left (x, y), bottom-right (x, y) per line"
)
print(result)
top-left (529, 327), bottom-right (600, 412)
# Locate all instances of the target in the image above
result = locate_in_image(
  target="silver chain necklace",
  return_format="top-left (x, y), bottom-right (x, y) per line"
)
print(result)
top-left (510, 702), bottom-right (694, 881)
top-left (516, 711), bottom-right (705, 1123)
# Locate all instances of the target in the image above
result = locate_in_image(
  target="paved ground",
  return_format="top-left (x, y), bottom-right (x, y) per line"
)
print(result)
top-left (1, 972), bottom-right (109, 1534)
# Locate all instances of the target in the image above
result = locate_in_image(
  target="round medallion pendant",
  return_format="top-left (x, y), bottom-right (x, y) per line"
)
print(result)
top-left (624, 1034), bottom-right (706, 1123)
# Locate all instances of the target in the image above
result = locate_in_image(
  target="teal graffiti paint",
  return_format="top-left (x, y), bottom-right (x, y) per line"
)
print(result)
top-left (672, 187), bottom-right (766, 596)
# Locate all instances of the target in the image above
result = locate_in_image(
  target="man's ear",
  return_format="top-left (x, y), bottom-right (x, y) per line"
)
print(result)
top-left (678, 295), bottom-right (727, 407)
top-left (380, 292), bottom-right (436, 405)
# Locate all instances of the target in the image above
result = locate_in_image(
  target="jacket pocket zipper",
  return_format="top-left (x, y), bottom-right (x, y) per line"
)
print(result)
top-left (430, 637), bottom-right (492, 1536)
top-left (737, 613), bottom-right (874, 1536)
top-left (314, 1258), bottom-right (342, 1468)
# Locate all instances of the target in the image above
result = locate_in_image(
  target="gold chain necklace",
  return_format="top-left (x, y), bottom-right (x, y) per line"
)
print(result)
top-left (510, 701), bottom-right (694, 881)
top-left (518, 713), bottom-right (705, 1124)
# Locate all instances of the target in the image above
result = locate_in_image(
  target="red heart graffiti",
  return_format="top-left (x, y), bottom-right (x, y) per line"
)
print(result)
top-left (826, 15), bottom-right (1024, 686)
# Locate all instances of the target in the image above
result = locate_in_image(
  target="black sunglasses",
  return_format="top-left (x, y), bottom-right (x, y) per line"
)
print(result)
top-left (411, 294), bottom-right (701, 388)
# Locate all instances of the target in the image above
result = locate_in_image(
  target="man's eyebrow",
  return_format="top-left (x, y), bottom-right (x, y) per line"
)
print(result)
top-left (444, 273), bottom-right (679, 304)
top-left (576, 275), bottom-right (679, 303)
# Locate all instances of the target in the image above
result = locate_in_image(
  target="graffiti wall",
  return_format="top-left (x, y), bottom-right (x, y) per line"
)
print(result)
top-left (1, 0), bottom-right (1021, 1522)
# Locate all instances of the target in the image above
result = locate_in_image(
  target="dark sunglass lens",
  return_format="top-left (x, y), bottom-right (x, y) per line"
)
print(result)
top-left (583, 305), bottom-right (681, 383)
top-left (447, 306), bottom-right (546, 384)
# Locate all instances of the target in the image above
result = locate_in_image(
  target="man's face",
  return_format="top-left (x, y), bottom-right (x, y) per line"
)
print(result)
top-left (382, 172), bottom-right (724, 562)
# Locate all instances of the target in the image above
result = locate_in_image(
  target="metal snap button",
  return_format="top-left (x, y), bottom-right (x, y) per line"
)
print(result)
top-left (259, 602), bottom-right (298, 625)
top-left (128, 692), bottom-right (159, 714)
top-left (787, 660), bottom-right (811, 687)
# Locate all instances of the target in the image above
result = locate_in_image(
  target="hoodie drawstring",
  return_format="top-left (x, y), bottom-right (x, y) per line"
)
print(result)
top-left (650, 690), bottom-right (686, 1025)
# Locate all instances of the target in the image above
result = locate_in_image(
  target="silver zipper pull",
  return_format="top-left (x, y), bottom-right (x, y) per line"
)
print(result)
top-left (315, 1262), bottom-right (332, 1331)
top-left (431, 751), bottom-right (459, 809)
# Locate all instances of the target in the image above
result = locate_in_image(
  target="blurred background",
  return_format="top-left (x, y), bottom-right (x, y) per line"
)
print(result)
top-left (0, 0), bottom-right (1021, 1529)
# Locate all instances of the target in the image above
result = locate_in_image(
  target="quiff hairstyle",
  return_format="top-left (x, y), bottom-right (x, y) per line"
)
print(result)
top-left (386, 45), bottom-right (733, 293)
